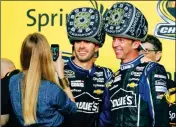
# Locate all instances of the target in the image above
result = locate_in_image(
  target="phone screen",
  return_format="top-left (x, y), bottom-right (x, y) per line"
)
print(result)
top-left (51, 44), bottom-right (59, 61)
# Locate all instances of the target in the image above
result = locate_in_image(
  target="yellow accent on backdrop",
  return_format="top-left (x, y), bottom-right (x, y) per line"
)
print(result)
top-left (1, 1), bottom-right (175, 79)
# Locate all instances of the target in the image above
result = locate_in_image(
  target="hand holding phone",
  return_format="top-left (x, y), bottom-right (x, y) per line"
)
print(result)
top-left (51, 44), bottom-right (59, 61)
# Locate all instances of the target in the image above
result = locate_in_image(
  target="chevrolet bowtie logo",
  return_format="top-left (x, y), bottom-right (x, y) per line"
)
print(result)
top-left (127, 83), bottom-right (138, 88)
top-left (93, 89), bottom-right (104, 95)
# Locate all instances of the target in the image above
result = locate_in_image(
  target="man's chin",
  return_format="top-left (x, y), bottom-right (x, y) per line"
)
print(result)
top-left (78, 57), bottom-right (89, 62)
top-left (79, 59), bottom-right (89, 62)
top-left (116, 55), bottom-right (122, 60)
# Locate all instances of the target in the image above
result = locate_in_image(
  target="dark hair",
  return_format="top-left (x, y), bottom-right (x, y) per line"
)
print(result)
top-left (141, 35), bottom-right (162, 51)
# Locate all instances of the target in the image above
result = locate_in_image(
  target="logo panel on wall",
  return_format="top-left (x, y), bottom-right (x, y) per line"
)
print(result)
top-left (154, 0), bottom-right (176, 40)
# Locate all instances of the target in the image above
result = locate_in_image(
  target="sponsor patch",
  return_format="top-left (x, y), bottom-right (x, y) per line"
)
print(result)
top-left (94, 72), bottom-right (103, 77)
top-left (136, 66), bottom-right (145, 71)
top-left (129, 78), bottom-right (139, 81)
top-left (64, 69), bottom-right (75, 78)
top-left (127, 82), bottom-right (138, 88)
top-left (93, 89), bottom-right (104, 95)
top-left (93, 84), bottom-right (104, 88)
top-left (71, 80), bottom-right (84, 87)
top-left (155, 86), bottom-right (167, 92)
top-left (71, 89), bottom-right (82, 92)
top-left (74, 92), bottom-right (100, 113)
top-left (110, 88), bottom-right (137, 111)
top-left (155, 79), bottom-right (167, 87)
top-left (93, 77), bottom-right (104, 83)
top-left (121, 64), bottom-right (134, 70)
top-left (131, 71), bottom-right (142, 77)
top-left (154, 74), bottom-right (167, 79)
top-left (76, 101), bottom-right (99, 113)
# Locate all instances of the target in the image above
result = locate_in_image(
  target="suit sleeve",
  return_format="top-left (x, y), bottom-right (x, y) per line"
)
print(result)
top-left (145, 65), bottom-right (169, 127)
top-left (98, 86), bottom-right (112, 127)
top-left (96, 68), bottom-right (112, 127)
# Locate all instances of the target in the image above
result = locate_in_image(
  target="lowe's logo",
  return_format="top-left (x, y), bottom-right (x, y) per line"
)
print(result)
top-left (110, 88), bottom-right (137, 111)
top-left (154, 0), bottom-right (176, 40)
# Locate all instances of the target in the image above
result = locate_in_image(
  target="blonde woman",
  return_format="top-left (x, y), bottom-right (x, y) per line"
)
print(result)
top-left (9, 33), bottom-right (76, 127)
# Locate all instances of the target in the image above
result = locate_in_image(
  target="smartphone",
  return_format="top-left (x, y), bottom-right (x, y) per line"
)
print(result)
top-left (94, 51), bottom-right (99, 58)
top-left (51, 44), bottom-right (59, 61)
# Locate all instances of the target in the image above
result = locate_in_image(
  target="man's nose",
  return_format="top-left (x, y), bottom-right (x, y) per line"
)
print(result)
top-left (112, 39), bottom-right (120, 47)
top-left (80, 41), bottom-right (85, 48)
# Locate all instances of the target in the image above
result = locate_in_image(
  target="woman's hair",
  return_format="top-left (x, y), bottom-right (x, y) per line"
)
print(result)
top-left (20, 33), bottom-right (59, 125)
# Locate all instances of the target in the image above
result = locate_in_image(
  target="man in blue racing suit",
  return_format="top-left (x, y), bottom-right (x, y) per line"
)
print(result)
top-left (62, 7), bottom-right (113, 127)
top-left (103, 2), bottom-right (169, 127)
top-left (140, 34), bottom-right (176, 127)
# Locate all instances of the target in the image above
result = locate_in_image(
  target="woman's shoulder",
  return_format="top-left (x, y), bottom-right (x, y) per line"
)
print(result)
top-left (10, 72), bottom-right (23, 82)
top-left (40, 80), bottom-right (63, 100)
top-left (40, 80), bottom-right (61, 91)
top-left (9, 72), bottom-right (23, 91)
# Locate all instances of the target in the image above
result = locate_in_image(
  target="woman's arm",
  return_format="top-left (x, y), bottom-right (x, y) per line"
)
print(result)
top-left (53, 51), bottom-right (75, 102)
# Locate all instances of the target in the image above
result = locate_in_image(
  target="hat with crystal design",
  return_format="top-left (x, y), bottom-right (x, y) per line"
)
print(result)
top-left (104, 2), bottom-right (148, 41)
top-left (67, 7), bottom-right (106, 47)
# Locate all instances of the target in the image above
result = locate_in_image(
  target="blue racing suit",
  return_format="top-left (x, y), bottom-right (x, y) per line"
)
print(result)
top-left (104, 55), bottom-right (169, 127)
top-left (62, 57), bottom-right (113, 127)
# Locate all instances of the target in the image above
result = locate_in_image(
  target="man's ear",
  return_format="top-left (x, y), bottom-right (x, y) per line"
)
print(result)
top-left (156, 51), bottom-right (162, 62)
top-left (95, 45), bottom-right (99, 52)
top-left (132, 40), bottom-right (141, 49)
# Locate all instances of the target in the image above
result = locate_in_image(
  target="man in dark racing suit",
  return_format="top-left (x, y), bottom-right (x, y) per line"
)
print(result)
top-left (140, 34), bottom-right (176, 127)
top-left (62, 7), bottom-right (112, 127)
top-left (103, 2), bottom-right (169, 127)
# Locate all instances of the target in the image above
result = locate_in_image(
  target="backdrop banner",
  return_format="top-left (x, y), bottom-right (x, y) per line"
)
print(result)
top-left (1, 0), bottom-right (176, 81)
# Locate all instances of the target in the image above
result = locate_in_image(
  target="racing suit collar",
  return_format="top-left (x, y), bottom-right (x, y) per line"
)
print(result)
top-left (120, 55), bottom-right (144, 71)
top-left (68, 57), bottom-right (96, 76)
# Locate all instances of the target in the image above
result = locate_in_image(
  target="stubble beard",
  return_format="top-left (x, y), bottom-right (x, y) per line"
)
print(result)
top-left (75, 51), bottom-right (95, 63)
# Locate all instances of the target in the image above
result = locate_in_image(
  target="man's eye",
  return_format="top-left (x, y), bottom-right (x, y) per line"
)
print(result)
top-left (75, 40), bottom-right (81, 43)
top-left (120, 39), bottom-right (124, 42)
top-left (86, 41), bottom-right (91, 43)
